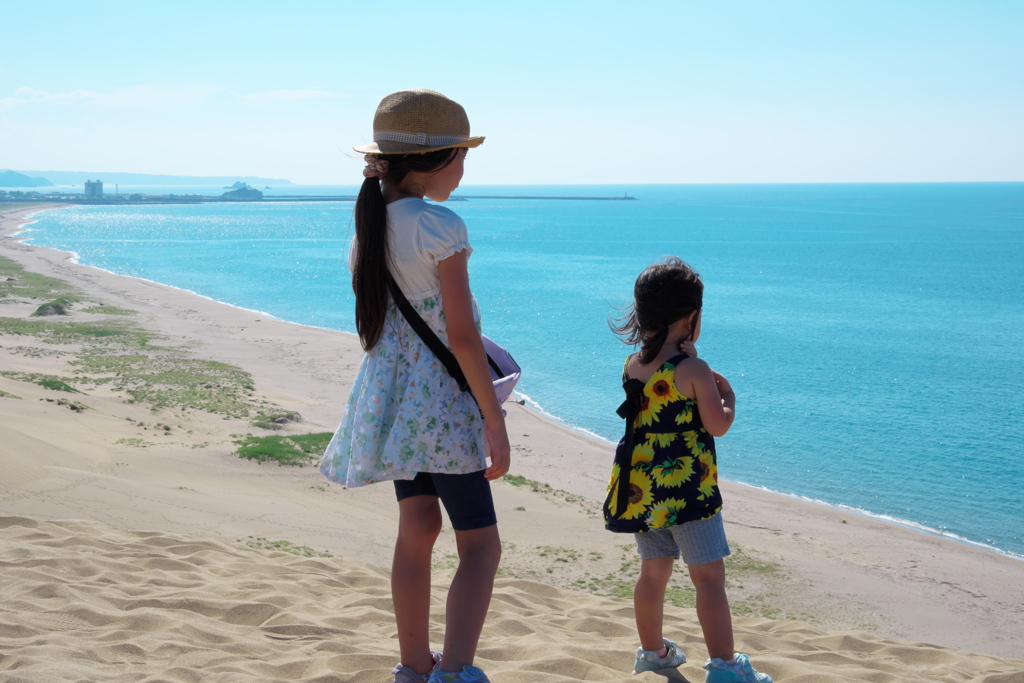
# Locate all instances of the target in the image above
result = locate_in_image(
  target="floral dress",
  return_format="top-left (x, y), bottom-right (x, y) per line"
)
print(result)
top-left (319, 199), bottom-right (487, 488)
top-left (604, 353), bottom-right (723, 533)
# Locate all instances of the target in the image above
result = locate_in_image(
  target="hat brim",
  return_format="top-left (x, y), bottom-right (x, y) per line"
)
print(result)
top-left (353, 136), bottom-right (485, 156)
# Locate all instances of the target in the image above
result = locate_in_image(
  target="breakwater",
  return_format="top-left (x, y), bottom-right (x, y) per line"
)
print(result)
top-left (2, 193), bottom-right (637, 205)
top-left (454, 194), bottom-right (637, 200)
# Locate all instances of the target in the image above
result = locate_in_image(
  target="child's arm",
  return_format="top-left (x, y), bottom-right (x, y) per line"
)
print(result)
top-left (675, 359), bottom-right (735, 437)
top-left (438, 250), bottom-right (511, 480)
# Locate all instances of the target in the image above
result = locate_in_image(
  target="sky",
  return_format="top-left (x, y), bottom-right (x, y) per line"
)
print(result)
top-left (1, 1), bottom-right (1022, 185)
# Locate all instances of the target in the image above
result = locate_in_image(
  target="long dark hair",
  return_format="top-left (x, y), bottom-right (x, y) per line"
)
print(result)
top-left (611, 256), bottom-right (703, 364)
top-left (352, 148), bottom-right (460, 350)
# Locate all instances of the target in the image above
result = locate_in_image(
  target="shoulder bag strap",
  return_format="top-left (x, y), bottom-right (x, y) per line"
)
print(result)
top-left (385, 272), bottom-right (473, 395)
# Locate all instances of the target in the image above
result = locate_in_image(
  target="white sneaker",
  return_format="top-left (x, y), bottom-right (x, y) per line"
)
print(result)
top-left (392, 650), bottom-right (442, 683)
top-left (633, 638), bottom-right (687, 674)
top-left (703, 653), bottom-right (772, 683)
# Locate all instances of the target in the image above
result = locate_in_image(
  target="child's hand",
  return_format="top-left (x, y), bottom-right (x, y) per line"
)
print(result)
top-left (678, 340), bottom-right (698, 358)
top-left (484, 422), bottom-right (510, 480)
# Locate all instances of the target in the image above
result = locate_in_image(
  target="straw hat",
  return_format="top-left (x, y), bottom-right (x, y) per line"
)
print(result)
top-left (353, 89), bottom-right (485, 155)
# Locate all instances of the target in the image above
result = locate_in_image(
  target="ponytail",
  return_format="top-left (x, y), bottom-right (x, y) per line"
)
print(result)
top-left (351, 148), bottom-right (462, 350)
top-left (353, 175), bottom-right (390, 350)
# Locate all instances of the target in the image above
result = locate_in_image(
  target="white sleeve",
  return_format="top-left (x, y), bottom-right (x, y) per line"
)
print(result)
top-left (419, 205), bottom-right (473, 264)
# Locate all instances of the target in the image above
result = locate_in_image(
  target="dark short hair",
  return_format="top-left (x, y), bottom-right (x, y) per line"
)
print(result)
top-left (612, 256), bottom-right (703, 364)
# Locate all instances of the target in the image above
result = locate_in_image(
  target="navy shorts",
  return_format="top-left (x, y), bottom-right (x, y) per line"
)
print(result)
top-left (393, 470), bottom-right (497, 531)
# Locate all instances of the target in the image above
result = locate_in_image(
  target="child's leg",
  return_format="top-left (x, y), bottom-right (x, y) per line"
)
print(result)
top-left (635, 556), bottom-right (674, 651)
top-left (439, 523), bottom-right (501, 672)
top-left (688, 559), bottom-right (734, 660)
top-left (393, 494), bottom-right (443, 675)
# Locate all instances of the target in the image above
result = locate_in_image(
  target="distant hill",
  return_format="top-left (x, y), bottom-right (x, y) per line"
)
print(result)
top-left (15, 171), bottom-right (293, 186)
top-left (0, 170), bottom-right (54, 187)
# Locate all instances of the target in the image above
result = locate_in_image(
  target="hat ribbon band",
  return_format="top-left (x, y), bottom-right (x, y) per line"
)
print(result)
top-left (374, 130), bottom-right (470, 147)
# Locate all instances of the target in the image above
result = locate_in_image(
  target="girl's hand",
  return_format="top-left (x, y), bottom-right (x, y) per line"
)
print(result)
top-left (484, 421), bottom-right (511, 480)
top-left (679, 340), bottom-right (698, 358)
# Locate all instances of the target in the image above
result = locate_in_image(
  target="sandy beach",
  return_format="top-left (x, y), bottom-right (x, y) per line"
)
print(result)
top-left (2, 203), bottom-right (1023, 682)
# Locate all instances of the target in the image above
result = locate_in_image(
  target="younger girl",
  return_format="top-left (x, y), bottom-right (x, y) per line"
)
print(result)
top-left (604, 257), bottom-right (771, 683)
top-left (319, 89), bottom-right (509, 683)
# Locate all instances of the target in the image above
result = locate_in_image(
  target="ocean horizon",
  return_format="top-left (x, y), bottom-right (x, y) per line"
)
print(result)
top-left (18, 182), bottom-right (1024, 559)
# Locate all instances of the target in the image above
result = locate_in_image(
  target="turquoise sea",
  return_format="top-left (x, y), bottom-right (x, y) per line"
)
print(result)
top-left (20, 183), bottom-right (1024, 558)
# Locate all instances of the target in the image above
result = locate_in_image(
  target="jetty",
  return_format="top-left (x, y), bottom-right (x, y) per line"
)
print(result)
top-left (453, 194), bottom-right (637, 201)
top-left (2, 191), bottom-right (637, 206)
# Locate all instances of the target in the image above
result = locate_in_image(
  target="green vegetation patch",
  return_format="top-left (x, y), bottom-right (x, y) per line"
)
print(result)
top-left (251, 410), bottom-right (301, 430)
top-left (0, 260), bottom-right (302, 426)
top-left (121, 359), bottom-right (256, 416)
top-left (233, 432), bottom-right (333, 466)
top-left (69, 343), bottom-right (262, 417)
top-left (0, 316), bottom-right (130, 341)
top-left (31, 296), bottom-right (77, 317)
top-left (82, 305), bottom-right (136, 316)
top-left (0, 389), bottom-right (23, 399)
top-left (241, 536), bottom-right (333, 558)
top-left (0, 371), bottom-right (82, 393)
top-left (0, 255), bottom-right (80, 302)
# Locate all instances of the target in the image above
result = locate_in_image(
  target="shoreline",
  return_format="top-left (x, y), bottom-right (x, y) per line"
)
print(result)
top-left (6, 204), bottom-right (1023, 557)
top-left (19, 205), bottom-right (1023, 563)
top-left (2, 203), bottom-right (1024, 663)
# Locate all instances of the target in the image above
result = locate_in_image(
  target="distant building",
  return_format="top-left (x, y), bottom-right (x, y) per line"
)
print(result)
top-left (84, 180), bottom-right (103, 197)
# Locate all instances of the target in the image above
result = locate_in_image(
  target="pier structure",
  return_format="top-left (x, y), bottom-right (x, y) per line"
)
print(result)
top-left (1, 191), bottom-right (637, 205)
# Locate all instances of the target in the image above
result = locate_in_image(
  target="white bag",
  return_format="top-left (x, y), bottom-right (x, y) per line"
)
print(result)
top-left (483, 335), bottom-right (521, 404)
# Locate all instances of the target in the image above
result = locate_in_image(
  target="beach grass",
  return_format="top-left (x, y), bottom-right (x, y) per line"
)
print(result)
top-left (0, 317), bottom-right (130, 340)
top-left (0, 258), bottom-right (305, 426)
top-left (251, 410), bottom-right (302, 430)
top-left (81, 305), bottom-right (136, 316)
top-left (0, 371), bottom-right (82, 393)
top-left (31, 296), bottom-right (76, 316)
top-left (233, 432), bottom-right (333, 466)
top-left (239, 536), bottom-right (333, 558)
top-left (0, 255), bottom-right (80, 302)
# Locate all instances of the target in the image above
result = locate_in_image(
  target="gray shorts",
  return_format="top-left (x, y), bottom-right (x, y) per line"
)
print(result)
top-left (634, 513), bottom-right (731, 566)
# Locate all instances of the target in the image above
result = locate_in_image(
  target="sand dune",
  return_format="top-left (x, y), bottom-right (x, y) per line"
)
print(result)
top-left (3, 516), bottom-right (1022, 683)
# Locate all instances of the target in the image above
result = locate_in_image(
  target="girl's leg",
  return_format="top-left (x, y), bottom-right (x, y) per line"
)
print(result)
top-left (635, 557), bottom-right (674, 651)
top-left (688, 559), bottom-right (734, 660)
top-left (393, 495), bottom-right (444, 675)
top-left (438, 523), bottom-right (502, 672)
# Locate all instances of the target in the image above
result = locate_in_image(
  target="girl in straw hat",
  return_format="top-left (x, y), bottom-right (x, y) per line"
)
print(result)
top-left (319, 89), bottom-right (507, 683)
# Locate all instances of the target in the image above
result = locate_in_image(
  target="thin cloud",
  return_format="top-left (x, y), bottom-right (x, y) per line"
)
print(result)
top-left (0, 87), bottom-right (97, 112)
top-left (0, 84), bottom-right (222, 113)
top-left (238, 89), bottom-right (351, 105)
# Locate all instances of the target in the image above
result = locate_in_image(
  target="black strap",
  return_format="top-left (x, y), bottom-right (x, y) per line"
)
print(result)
top-left (611, 376), bottom-right (647, 518)
top-left (385, 271), bottom-right (501, 401)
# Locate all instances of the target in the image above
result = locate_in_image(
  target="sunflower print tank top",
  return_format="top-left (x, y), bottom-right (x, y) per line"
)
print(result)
top-left (604, 353), bottom-right (723, 534)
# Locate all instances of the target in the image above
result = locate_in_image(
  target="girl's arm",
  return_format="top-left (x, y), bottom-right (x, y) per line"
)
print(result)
top-left (675, 359), bottom-right (735, 437)
top-left (438, 250), bottom-right (510, 480)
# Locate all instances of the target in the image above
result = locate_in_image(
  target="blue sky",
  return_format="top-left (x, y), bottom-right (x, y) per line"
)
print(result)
top-left (1, 1), bottom-right (1021, 184)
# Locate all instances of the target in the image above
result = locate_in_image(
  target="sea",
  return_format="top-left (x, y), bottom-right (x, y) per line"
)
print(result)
top-left (18, 182), bottom-right (1024, 559)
